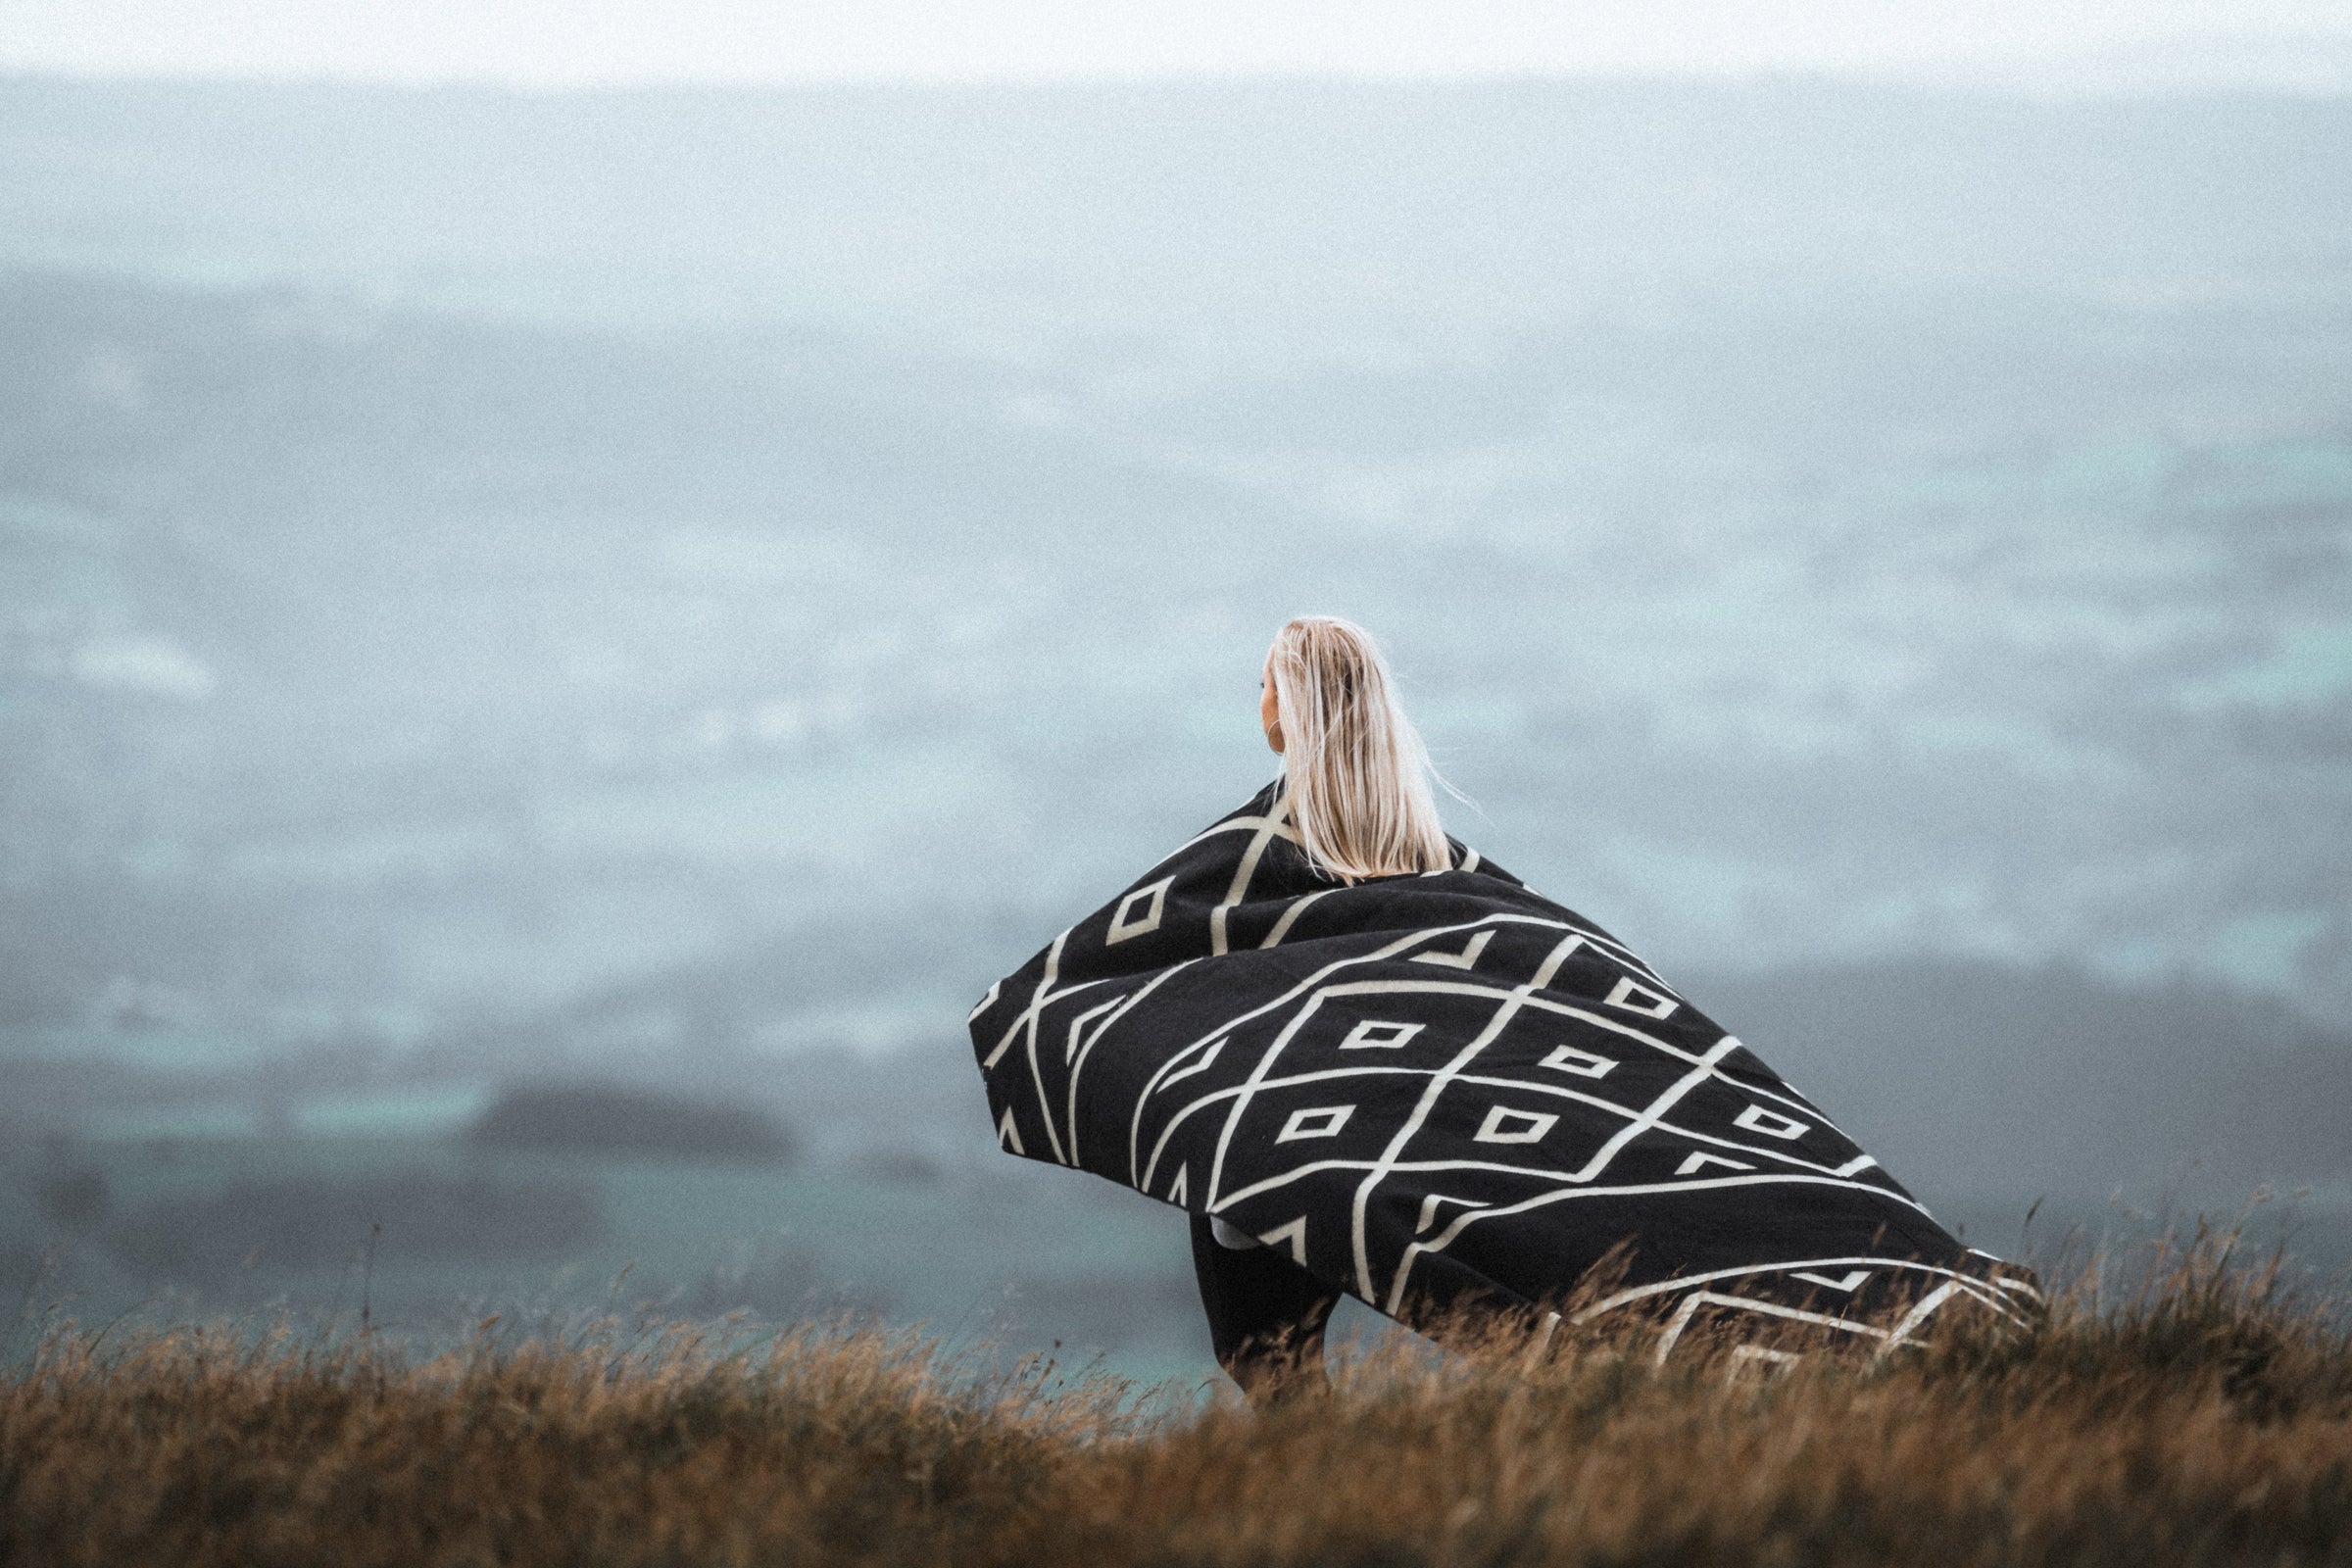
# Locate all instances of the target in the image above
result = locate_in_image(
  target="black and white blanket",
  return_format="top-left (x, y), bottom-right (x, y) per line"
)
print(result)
top-left (969, 784), bottom-right (2035, 1356)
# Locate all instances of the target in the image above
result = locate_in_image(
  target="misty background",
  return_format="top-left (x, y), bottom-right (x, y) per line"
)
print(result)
top-left (2, 39), bottom-right (2348, 1374)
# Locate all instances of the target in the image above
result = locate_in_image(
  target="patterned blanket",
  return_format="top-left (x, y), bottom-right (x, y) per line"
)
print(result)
top-left (969, 784), bottom-right (2035, 1356)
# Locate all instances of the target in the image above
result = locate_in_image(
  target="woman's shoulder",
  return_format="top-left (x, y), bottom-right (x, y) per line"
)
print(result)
top-left (1445, 835), bottom-right (1522, 888)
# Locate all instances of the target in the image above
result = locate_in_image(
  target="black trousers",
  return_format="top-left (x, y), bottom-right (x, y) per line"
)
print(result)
top-left (1188, 1213), bottom-right (1340, 1400)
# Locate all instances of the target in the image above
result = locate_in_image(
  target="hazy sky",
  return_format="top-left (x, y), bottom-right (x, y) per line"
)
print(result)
top-left (5, 0), bottom-right (2351, 84)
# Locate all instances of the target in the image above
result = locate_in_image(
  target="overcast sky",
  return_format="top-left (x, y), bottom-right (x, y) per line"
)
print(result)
top-left (4, 0), bottom-right (2350, 85)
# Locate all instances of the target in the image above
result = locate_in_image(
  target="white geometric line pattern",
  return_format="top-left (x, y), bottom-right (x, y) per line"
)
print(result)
top-left (1539, 1043), bottom-right (1617, 1078)
top-left (1603, 975), bottom-right (1681, 1018)
top-left (1413, 930), bottom-right (1494, 969)
top-left (1340, 1019), bottom-right (1427, 1051)
top-left (1106, 878), bottom-right (1172, 945)
top-left (1735, 1103), bottom-right (1810, 1140)
top-left (1791, 1268), bottom-right (1873, 1293)
top-left (1474, 1106), bottom-right (1558, 1145)
top-left (1416, 1192), bottom-right (1491, 1233)
top-left (1278, 1104), bottom-right (1356, 1142)
top-left (972, 783), bottom-right (2037, 1362)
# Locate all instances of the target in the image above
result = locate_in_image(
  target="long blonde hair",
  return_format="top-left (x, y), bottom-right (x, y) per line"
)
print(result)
top-left (1264, 616), bottom-right (1451, 881)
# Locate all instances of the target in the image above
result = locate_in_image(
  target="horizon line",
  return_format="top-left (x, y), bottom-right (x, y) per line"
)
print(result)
top-left (4, 60), bottom-right (2351, 101)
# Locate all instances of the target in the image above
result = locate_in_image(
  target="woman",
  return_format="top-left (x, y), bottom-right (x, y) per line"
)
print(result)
top-left (1188, 616), bottom-right (1453, 1398)
top-left (969, 617), bottom-right (2032, 1404)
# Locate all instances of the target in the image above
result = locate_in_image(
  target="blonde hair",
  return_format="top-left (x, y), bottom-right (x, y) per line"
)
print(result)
top-left (1264, 616), bottom-right (1451, 881)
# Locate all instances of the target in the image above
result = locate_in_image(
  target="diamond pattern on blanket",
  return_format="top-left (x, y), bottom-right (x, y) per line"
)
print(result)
top-left (970, 783), bottom-right (2036, 1360)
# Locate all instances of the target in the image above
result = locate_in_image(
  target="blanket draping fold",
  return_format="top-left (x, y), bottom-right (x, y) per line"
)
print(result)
top-left (969, 785), bottom-right (2034, 1355)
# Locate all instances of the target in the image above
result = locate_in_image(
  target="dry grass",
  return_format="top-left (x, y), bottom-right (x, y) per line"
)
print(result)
top-left (5, 1240), bottom-right (2350, 1567)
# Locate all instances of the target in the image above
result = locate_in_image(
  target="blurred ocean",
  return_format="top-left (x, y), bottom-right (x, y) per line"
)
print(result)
top-left (1, 75), bottom-right (2346, 1371)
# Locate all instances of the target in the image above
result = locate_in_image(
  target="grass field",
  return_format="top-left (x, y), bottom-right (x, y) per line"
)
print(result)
top-left (3, 1237), bottom-right (2347, 1567)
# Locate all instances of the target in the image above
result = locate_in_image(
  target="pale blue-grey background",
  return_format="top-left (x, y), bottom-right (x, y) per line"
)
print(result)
top-left (2, 7), bottom-right (2348, 1374)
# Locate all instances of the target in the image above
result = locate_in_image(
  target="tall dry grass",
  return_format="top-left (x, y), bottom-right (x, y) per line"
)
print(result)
top-left (4, 1238), bottom-right (2348, 1567)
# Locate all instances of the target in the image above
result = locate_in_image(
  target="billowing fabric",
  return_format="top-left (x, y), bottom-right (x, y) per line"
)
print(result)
top-left (969, 784), bottom-right (2035, 1355)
